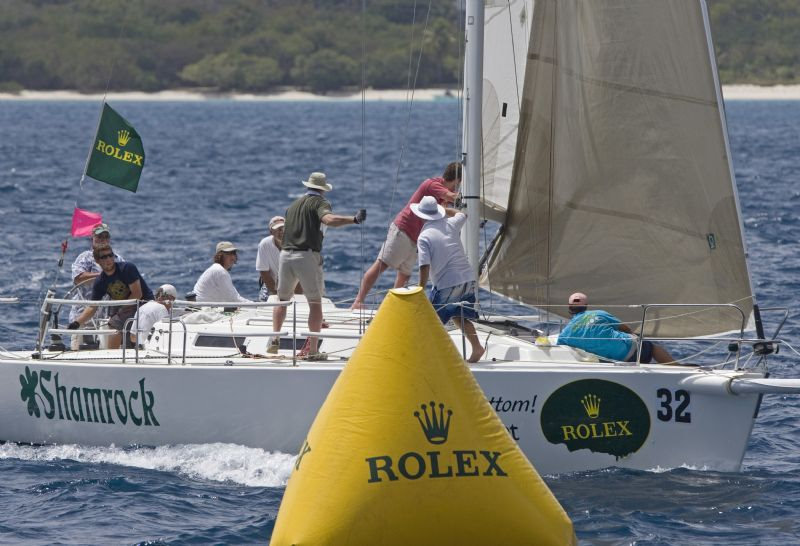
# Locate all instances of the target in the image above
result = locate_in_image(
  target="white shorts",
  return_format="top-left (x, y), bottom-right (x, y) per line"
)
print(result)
top-left (277, 250), bottom-right (324, 301)
top-left (376, 222), bottom-right (417, 276)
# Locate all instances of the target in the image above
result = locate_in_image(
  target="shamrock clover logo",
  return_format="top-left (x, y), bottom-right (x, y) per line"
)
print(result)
top-left (19, 366), bottom-right (41, 418)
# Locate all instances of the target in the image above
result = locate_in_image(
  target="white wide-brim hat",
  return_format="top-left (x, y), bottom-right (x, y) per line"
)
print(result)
top-left (410, 195), bottom-right (445, 221)
top-left (302, 172), bottom-right (333, 192)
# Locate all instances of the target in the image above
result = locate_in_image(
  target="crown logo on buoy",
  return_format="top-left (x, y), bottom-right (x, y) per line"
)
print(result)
top-left (414, 401), bottom-right (452, 444)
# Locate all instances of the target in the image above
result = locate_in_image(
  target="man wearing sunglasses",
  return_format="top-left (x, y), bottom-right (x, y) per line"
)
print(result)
top-left (68, 244), bottom-right (154, 349)
top-left (68, 223), bottom-right (125, 349)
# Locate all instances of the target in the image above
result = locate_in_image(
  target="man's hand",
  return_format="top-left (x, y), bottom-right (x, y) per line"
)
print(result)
top-left (67, 321), bottom-right (80, 330)
top-left (354, 209), bottom-right (367, 224)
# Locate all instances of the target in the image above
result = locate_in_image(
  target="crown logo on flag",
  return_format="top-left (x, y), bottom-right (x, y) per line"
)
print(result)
top-left (580, 394), bottom-right (601, 419)
top-left (117, 129), bottom-right (131, 147)
top-left (414, 401), bottom-right (452, 444)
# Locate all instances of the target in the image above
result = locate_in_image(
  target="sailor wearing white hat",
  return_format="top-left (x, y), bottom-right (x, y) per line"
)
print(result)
top-left (414, 196), bottom-right (485, 363)
top-left (129, 284), bottom-right (178, 346)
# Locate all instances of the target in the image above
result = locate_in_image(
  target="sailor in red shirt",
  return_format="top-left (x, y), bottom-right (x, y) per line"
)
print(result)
top-left (351, 162), bottom-right (461, 309)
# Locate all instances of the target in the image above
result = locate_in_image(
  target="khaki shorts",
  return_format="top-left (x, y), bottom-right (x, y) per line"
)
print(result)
top-left (377, 222), bottom-right (417, 276)
top-left (278, 250), bottom-right (324, 301)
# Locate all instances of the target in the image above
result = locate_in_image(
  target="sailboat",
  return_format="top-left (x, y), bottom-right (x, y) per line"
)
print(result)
top-left (2, 0), bottom-right (799, 475)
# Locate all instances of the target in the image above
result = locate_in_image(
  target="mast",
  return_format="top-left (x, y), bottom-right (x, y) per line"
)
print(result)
top-left (463, 0), bottom-right (484, 275)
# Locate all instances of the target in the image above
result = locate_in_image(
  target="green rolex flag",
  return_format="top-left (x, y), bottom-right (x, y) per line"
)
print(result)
top-left (85, 103), bottom-right (145, 193)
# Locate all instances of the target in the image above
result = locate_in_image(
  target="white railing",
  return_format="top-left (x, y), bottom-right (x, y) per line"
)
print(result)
top-left (41, 296), bottom-right (784, 369)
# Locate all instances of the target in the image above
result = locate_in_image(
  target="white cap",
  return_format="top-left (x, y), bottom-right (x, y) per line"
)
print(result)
top-left (157, 284), bottom-right (178, 300)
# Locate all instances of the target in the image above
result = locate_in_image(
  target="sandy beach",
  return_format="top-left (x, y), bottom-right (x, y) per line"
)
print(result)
top-left (0, 85), bottom-right (798, 102)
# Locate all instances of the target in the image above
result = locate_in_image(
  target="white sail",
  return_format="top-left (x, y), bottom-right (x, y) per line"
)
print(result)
top-left (481, 0), bottom-right (755, 337)
top-left (480, 0), bottom-right (534, 224)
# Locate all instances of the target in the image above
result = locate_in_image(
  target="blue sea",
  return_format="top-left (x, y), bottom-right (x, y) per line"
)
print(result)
top-left (0, 98), bottom-right (798, 544)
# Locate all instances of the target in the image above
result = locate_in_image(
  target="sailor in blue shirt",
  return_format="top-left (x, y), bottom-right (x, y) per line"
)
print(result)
top-left (68, 244), bottom-right (153, 350)
top-left (557, 292), bottom-right (675, 363)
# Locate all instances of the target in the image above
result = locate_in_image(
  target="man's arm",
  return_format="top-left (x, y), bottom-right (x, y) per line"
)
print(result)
top-left (128, 279), bottom-right (144, 301)
top-left (441, 189), bottom-right (459, 205)
top-left (430, 180), bottom-right (460, 206)
top-left (418, 264), bottom-right (430, 288)
top-left (260, 270), bottom-right (278, 293)
top-left (217, 268), bottom-right (251, 303)
top-left (320, 213), bottom-right (357, 227)
top-left (74, 271), bottom-right (100, 285)
top-left (71, 305), bottom-right (98, 327)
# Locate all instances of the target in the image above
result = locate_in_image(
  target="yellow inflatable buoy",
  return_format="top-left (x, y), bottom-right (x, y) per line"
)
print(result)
top-left (270, 287), bottom-right (576, 545)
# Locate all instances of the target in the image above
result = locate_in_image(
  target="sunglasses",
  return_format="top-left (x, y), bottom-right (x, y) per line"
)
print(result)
top-left (96, 253), bottom-right (114, 260)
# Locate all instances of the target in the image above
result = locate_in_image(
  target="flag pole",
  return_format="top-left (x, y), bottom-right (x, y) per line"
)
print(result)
top-left (79, 100), bottom-right (108, 192)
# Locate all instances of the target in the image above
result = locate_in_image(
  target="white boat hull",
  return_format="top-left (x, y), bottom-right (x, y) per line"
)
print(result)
top-left (1, 356), bottom-right (762, 474)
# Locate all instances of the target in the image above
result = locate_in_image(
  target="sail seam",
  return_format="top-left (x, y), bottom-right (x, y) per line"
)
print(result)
top-left (528, 53), bottom-right (718, 107)
top-left (562, 201), bottom-right (731, 241)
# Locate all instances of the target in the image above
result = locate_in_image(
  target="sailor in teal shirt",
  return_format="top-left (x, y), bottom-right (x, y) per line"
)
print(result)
top-left (557, 292), bottom-right (676, 364)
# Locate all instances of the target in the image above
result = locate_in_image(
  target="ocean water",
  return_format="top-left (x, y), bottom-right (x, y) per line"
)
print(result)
top-left (0, 98), bottom-right (799, 544)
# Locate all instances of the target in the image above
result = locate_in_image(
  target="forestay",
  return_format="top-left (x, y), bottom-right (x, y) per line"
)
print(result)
top-left (481, 0), bottom-right (755, 337)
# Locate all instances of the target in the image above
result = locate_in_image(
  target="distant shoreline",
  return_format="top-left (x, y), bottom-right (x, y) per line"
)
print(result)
top-left (0, 88), bottom-right (456, 102)
top-left (0, 85), bottom-right (798, 101)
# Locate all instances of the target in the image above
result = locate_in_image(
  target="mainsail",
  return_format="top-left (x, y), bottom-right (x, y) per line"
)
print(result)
top-left (481, 0), bottom-right (755, 337)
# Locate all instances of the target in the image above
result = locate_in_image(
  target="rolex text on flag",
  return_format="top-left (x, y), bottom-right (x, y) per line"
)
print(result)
top-left (85, 103), bottom-right (145, 193)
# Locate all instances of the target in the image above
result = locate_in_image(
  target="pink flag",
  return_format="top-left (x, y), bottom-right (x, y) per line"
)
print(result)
top-left (71, 207), bottom-right (102, 237)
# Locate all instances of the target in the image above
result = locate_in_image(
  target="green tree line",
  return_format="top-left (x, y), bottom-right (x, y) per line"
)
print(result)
top-left (0, 0), bottom-right (796, 94)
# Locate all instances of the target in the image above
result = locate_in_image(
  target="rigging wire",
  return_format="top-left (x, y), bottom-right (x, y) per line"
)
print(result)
top-left (363, 0), bottom-right (433, 310)
top-left (385, 0), bottom-right (434, 243)
top-left (358, 0), bottom-right (368, 325)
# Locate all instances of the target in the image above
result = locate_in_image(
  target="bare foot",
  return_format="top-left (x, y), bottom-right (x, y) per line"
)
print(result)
top-left (350, 301), bottom-right (366, 311)
top-left (467, 345), bottom-right (486, 363)
top-left (321, 320), bottom-right (330, 329)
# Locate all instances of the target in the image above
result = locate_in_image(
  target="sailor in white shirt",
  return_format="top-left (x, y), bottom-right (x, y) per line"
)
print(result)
top-left (193, 241), bottom-right (251, 303)
top-left (256, 216), bottom-right (285, 301)
top-left (130, 284), bottom-right (177, 346)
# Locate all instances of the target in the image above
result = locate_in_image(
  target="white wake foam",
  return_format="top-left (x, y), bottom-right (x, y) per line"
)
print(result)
top-left (0, 443), bottom-right (296, 487)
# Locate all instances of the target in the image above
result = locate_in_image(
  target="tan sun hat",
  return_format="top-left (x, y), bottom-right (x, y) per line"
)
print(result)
top-left (269, 216), bottom-right (285, 230)
top-left (216, 241), bottom-right (238, 253)
top-left (92, 223), bottom-right (110, 237)
top-left (302, 172), bottom-right (333, 192)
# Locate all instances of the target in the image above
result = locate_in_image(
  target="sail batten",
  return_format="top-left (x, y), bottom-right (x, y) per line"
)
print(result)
top-left (482, 0), bottom-right (754, 337)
